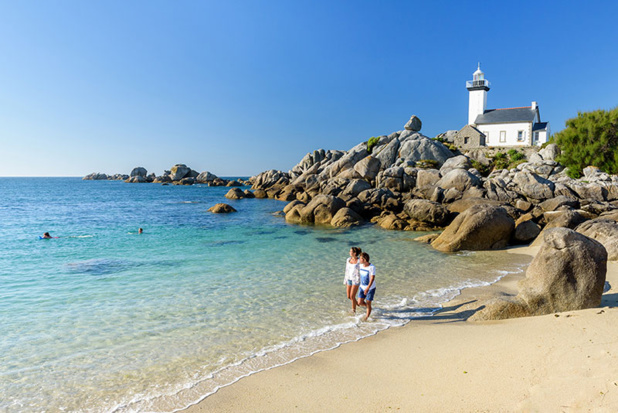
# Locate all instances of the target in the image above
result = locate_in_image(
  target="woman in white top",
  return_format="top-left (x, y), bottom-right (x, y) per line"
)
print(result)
top-left (344, 247), bottom-right (361, 313)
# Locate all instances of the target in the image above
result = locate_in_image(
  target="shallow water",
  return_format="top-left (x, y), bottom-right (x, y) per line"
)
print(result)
top-left (0, 178), bottom-right (531, 412)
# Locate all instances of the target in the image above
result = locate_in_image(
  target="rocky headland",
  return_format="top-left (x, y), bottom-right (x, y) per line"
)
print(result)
top-left (248, 116), bottom-right (618, 318)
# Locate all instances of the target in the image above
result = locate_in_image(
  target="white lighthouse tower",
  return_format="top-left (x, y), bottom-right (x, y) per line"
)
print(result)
top-left (466, 63), bottom-right (490, 124)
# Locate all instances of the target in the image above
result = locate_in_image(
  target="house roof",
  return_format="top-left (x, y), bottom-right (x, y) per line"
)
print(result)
top-left (474, 107), bottom-right (537, 124)
top-left (459, 124), bottom-right (486, 137)
top-left (533, 122), bottom-right (548, 131)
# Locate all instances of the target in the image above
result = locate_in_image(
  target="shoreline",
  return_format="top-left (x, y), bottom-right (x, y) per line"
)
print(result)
top-left (183, 245), bottom-right (618, 412)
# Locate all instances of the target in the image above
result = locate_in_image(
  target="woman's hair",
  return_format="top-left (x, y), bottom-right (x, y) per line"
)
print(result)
top-left (360, 252), bottom-right (370, 262)
top-left (350, 247), bottom-right (361, 256)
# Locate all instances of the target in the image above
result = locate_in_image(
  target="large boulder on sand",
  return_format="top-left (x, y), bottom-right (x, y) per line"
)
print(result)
top-left (472, 228), bottom-right (607, 320)
top-left (576, 219), bottom-right (618, 261)
top-left (431, 205), bottom-right (515, 252)
top-left (208, 203), bottom-right (237, 213)
top-left (403, 199), bottom-right (450, 227)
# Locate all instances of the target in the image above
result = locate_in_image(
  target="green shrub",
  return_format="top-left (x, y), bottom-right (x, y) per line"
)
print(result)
top-left (510, 152), bottom-right (525, 162)
top-left (470, 159), bottom-right (491, 177)
top-left (492, 152), bottom-right (509, 170)
top-left (446, 143), bottom-right (457, 152)
top-left (565, 167), bottom-right (582, 179)
top-left (416, 159), bottom-right (439, 169)
top-left (507, 149), bottom-right (518, 157)
top-left (554, 107), bottom-right (618, 177)
top-left (493, 152), bottom-right (507, 160)
top-left (367, 136), bottom-right (380, 154)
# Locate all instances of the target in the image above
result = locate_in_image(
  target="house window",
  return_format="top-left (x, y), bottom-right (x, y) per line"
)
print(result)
top-left (534, 132), bottom-right (539, 143)
top-left (464, 137), bottom-right (469, 145)
top-left (483, 131), bottom-right (489, 144)
top-left (517, 130), bottom-right (525, 142)
top-left (499, 131), bottom-right (506, 143)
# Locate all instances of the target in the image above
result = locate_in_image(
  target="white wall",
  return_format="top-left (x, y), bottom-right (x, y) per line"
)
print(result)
top-left (468, 90), bottom-right (487, 125)
top-left (533, 127), bottom-right (550, 146)
top-left (478, 122), bottom-right (532, 147)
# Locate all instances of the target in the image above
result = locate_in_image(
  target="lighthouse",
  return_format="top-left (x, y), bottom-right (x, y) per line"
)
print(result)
top-left (466, 63), bottom-right (490, 125)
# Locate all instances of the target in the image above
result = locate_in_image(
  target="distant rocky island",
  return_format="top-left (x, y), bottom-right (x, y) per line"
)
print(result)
top-left (84, 163), bottom-right (249, 187)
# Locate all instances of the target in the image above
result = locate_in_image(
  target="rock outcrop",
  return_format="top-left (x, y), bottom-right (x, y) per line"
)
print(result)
top-left (130, 167), bottom-right (148, 177)
top-left (575, 219), bottom-right (618, 261)
top-left (225, 188), bottom-right (246, 200)
top-left (431, 205), bottom-right (515, 252)
top-left (208, 203), bottom-right (237, 213)
top-left (331, 207), bottom-right (364, 227)
top-left (472, 228), bottom-right (607, 320)
top-left (404, 115), bottom-right (422, 132)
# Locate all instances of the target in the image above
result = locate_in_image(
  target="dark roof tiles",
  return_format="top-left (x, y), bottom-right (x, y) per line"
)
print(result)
top-left (533, 122), bottom-right (548, 131)
top-left (475, 107), bottom-right (537, 124)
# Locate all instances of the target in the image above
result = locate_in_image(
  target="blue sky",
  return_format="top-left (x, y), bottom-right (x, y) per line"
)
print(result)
top-left (1, 1), bottom-right (616, 177)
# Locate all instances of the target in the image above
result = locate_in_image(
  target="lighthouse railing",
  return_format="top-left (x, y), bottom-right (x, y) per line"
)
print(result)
top-left (466, 79), bottom-right (490, 88)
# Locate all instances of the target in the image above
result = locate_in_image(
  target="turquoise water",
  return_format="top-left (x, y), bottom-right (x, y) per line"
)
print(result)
top-left (0, 178), bottom-right (530, 412)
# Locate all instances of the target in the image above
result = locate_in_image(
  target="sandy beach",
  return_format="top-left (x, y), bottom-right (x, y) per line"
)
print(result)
top-left (184, 246), bottom-right (618, 412)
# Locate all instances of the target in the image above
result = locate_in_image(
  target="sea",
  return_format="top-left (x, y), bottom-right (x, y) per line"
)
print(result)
top-left (0, 178), bottom-right (532, 412)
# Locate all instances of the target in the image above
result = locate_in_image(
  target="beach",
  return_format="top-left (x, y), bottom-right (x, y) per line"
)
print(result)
top-left (184, 246), bottom-right (618, 412)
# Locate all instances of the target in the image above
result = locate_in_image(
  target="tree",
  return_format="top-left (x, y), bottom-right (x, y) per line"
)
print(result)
top-left (554, 107), bottom-right (618, 178)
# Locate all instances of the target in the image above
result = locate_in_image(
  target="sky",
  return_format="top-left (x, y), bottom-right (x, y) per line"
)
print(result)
top-left (0, 1), bottom-right (617, 177)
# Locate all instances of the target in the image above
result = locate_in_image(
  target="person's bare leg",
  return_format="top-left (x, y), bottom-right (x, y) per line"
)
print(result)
top-left (350, 285), bottom-right (359, 313)
top-left (346, 284), bottom-right (352, 300)
top-left (364, 300), bottom-right (372, 321)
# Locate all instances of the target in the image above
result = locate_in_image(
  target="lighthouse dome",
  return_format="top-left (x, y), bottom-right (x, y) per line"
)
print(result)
top-left (473, 63), bottom-right (484, 80)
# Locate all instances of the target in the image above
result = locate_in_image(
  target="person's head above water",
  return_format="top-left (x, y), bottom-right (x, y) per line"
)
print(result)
top-left (43, 232), bottom-right (51, 239)
top-left (138, 228), bottom-right (143, 234)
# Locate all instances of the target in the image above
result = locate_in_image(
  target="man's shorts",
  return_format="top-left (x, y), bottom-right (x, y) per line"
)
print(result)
top-left (358, 287), bottom-right (376, 301)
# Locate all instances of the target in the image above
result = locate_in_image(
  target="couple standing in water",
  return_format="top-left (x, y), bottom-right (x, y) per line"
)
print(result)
top-left (344, 247), bottom-right (376, 321)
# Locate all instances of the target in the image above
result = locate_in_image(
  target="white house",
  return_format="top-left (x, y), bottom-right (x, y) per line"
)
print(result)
top-left (466, 64), bottom-right (550, 147)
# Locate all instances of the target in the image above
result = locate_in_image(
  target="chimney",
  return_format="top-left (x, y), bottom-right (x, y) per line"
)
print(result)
top-left (531, 101), bottom-right (537, 110)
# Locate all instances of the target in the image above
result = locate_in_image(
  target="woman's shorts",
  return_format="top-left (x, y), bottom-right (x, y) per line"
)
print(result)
top-left (358, 287), bottom-right (376, 301)
top-left (346, 279), bottom-right (360, 286)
